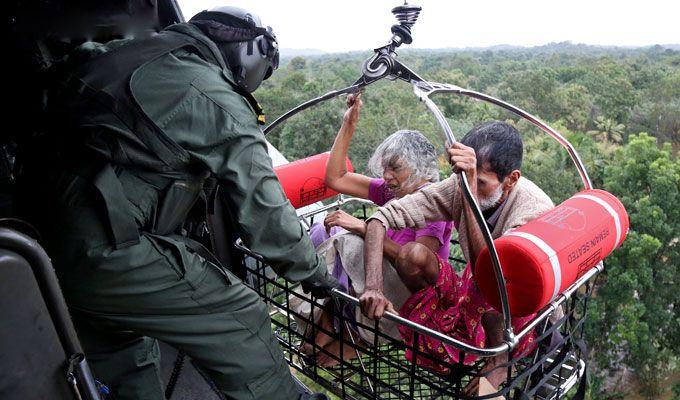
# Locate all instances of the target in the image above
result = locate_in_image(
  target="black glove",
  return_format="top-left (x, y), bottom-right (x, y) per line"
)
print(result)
top-left (301, 268), bottom-right (341, 299)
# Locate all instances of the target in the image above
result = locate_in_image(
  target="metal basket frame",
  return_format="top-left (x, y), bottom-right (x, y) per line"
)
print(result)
top-left (234, 198), bottom-right (597, 399)
top-left (249, 13), bottom-right (601, 397)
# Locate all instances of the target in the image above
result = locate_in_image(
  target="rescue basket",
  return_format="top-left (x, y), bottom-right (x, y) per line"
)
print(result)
top-left (240, 71), bottom-right (615, 399)
top-left (237, 3), bottom-right (620, 396)
top-left (235, 197), bottom-right (596, 399)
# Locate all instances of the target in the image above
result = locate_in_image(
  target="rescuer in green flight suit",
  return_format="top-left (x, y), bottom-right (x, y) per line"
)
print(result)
top-left (26, 6), bottom-right (337, 400)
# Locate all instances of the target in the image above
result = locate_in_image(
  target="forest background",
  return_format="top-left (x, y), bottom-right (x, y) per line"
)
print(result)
top-left (258, 43), bottom-right (679, 399)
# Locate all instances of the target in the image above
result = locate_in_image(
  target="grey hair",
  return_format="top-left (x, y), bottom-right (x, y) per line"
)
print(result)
top-left (367, 130), bottom-right (439, 188)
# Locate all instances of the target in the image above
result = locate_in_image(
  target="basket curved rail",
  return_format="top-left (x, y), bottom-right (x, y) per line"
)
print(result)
top-left (409, 80), bottom-right (595, 346)
top-left (260, 48), bottom-right (599, 359)
top-left (412, 81), bottom-right (593, 190)
top-left (254, 6), bottom-right (598, 394)
top-left (233, 196), bottom-right (603, 358)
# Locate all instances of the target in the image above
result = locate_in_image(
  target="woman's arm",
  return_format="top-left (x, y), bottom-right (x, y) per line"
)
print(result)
top-left (325, 93), bottom-right (372, 198)
top-left (361, 224), bottom-right (441, 320)
top-left (361, 220), bottom-right (388, 319)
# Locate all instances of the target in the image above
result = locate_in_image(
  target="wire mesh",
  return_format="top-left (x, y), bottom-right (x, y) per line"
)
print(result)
top-left (236, 198), bottom-right (593, 399)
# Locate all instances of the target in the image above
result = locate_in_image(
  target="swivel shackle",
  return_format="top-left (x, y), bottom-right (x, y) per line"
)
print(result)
top-left (390, 2), bottom-right (421, 46)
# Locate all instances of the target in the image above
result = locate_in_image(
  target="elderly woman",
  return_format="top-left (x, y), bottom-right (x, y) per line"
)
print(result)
top-left (303, 93), bottom-right (453, 365)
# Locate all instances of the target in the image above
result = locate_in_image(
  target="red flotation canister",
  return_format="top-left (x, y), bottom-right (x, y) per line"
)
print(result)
top-left (475, 189), bottom-right (629, 317)
top-left (274, 152), bottom-right (354, 209)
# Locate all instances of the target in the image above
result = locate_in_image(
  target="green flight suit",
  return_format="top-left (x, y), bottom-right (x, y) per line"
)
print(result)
top-left (36, 23), bottom-right (326, 400)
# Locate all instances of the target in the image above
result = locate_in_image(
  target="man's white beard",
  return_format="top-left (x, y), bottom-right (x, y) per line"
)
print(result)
top-left (478, 184), bottom-right (504, 211)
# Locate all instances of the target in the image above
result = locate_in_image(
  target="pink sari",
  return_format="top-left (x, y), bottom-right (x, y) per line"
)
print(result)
top-left (398, 257), bottom-right (536, 373)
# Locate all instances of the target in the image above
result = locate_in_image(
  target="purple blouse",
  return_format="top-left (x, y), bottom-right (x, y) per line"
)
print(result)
top-left (368, 178), bottom-right (453, 261)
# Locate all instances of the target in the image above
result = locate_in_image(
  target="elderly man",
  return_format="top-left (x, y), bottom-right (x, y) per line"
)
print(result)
top-left (360, 121), bottom-right (554, 390)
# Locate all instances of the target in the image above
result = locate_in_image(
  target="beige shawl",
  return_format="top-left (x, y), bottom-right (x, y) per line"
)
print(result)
top-left (369, 176), bottom-right (554, 261)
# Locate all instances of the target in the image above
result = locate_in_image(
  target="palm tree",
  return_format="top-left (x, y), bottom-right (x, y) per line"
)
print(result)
top-left (587, 116), bottom-right (625, 144)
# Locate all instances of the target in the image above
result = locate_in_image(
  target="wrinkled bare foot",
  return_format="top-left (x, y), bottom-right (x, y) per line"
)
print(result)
top-left (316, 336), bottom-right (363, 367)
top-left (464, 356), bottom-right (508, 396)
top-left (463, 375), bottom-right (504, 398)
top-left (299, 341), bottom-right (314, 356)
top-left (463, 311), bottom-right (508, 396)
top-left (300, 308), bottom-right (336, 356)
top-left (314, 308), bottom-right (337, 347)
top-left (479, 311), bottom-right (509, 388)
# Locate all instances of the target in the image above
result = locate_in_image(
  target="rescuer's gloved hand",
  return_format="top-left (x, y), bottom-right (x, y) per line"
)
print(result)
top-left (301, 268), bottom-right (341, 299)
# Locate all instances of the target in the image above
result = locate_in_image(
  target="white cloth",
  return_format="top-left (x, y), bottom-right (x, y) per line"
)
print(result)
top-left (289, 231), bottom-right (411, 343)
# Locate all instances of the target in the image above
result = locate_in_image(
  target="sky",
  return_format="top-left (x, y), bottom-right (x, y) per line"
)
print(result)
top-left (177, 0), bottom-right (679, 53)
